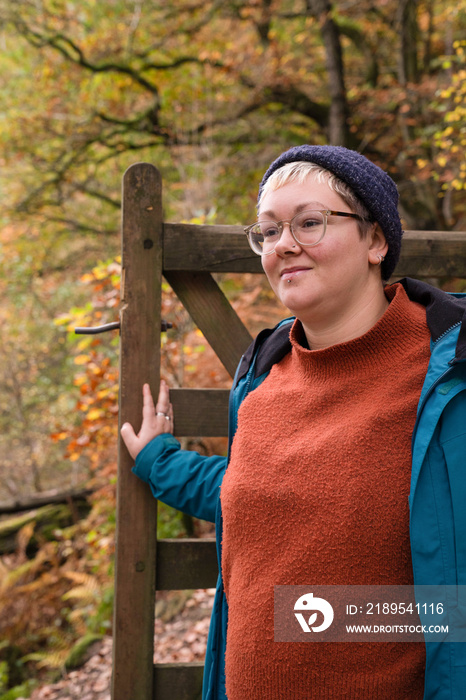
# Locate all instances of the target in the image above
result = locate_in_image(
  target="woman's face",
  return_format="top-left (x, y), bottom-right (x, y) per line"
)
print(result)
top-left (259, 174), bottom-right (386, 329)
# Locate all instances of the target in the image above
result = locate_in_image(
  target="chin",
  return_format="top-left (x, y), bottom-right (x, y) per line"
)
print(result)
top-left (282, 300), bottom-right (320, 320)
top-left (278, 286), bottom-right (319, 309)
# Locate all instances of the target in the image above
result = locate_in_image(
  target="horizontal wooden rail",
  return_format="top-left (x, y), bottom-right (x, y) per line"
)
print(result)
top-left (163, 223), bottom-right (253, 273)
top-left (153, 662), bottom-right (204, 700)
top-left (171, 388), bottom-right (229, 437)
top-left (156, 538), bottom-right (218, 590)
top-left (154, 539), bottom-right (217, 698)
top-left (394, 231), bottom-right (466, 278)
top-left (163, 226), bottom-right (466, 277)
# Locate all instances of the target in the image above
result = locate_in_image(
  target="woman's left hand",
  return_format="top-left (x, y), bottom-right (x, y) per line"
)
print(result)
top-left (120, 381), bottom-right (174, 460)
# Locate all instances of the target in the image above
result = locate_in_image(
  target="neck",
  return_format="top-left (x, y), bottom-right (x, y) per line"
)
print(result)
top-left (300, 283), bottom-right (390, 350)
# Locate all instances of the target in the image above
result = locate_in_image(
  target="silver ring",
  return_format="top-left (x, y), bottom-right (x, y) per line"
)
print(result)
top-left (165, 415), bottom-right (170, 421)
top-left (156, 411), bottom-right (168, 418)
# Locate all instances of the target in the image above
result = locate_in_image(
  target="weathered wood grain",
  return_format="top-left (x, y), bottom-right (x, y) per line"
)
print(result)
top-left (163, 223), bottom-right (256, 273)
top-left (165, 271), bottom-right (253, 377)
top-left (112, 163), bottom-right (162, 700)
top-left (163, 226), bottom-right (466, 277)
top-left (156, 539), bottom-right (218, 590)
top-left (153, 663), bottom-right (204, 700)
top-left (170, 388), bottom-right (229, 437)
top-left (394, 231), bottom-right (466, 278)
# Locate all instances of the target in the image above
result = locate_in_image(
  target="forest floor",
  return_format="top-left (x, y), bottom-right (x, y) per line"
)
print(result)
top-left (22, 589), bottom-right (215, 700)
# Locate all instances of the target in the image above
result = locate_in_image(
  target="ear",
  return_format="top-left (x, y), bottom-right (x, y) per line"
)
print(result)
top-left (367, 224), bottom-right (388, 266)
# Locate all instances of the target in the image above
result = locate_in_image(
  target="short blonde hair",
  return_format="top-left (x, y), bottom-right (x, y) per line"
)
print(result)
top-left (258, 161), bottom-right (374, 237)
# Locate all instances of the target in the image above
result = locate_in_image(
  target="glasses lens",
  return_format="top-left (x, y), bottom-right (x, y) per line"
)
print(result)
top-left (292, 210), bottom-right (325, 246)
top-left (249, 222), bottom-right (280, 254)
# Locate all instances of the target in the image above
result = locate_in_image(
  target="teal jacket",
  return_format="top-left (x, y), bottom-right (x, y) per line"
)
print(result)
top-left (134, 279), bottom-right (466, 700)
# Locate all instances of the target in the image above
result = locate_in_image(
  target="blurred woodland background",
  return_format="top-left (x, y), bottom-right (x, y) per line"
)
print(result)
top-left (0, 0), bottom-right (465, 695)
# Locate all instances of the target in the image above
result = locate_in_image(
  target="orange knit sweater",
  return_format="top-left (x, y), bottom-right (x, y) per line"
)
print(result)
top-left (221, 283), bottom-right (431, 699)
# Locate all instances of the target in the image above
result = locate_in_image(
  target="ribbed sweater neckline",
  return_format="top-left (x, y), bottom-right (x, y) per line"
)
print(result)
top-left (289, 283), bottom-right (427, 381)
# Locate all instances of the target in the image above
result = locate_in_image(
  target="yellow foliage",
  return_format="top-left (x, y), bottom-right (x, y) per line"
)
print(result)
top-left (74, 354), bottom-right (91, 365)
top-left (62, 585), bottom-right (97, 603)
top-left (17, 522), bottom-right (35, 556)
top-left (64, 571), bottom-right (100, 588)
top-left (87, 408), bottom-right (104, 421)
top-left (36, 650), bottom-right (69, 670)
top-left (17, 572), bottom-right (58, 594)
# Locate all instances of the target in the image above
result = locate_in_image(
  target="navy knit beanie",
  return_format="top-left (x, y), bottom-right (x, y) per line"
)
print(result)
top-left (258, 145), bottom-right (402, 280)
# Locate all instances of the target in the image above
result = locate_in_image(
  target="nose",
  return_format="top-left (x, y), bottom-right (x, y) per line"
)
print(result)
top-left (272, 222), bottom-right (301, 256)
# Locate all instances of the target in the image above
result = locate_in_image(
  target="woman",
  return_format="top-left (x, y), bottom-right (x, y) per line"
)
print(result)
top-left (121, 145), bottom-right (466, 699)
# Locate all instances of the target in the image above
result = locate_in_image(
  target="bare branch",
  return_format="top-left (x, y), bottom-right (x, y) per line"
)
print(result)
top-left (75, 185), bottom-right (120, 209)
top-left (14, 22), bottom-right (161, 95)
top-left (46, 217), bottom-right (115, 235)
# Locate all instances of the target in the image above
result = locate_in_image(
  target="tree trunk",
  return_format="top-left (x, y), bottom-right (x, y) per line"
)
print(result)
top-left (306, 0), bottom-right (350, 146)
top-left (255, 0), bottom-right (274, 47)
top-left (0, 487), bottom-right (93, 514)
top-left (422, 0), bottom-right (434, 73)
top-left (0, 500), bottom-right (91, 554)
top-left (398, 0), bottom-right (420, 84)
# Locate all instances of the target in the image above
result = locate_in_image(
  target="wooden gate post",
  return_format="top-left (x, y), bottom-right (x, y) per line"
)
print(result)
top-left (112, 163), bottom-right (162, 700)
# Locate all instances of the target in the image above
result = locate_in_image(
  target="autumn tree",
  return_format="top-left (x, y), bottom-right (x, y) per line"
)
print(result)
top-left (305, 0), bottom-right (350, 146)
top-left (1, 0), bottom-right (464, 232)
top-left (0, 0), bottom-right (464, 495)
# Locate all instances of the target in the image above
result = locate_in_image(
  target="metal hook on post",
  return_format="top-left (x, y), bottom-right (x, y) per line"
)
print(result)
top-left (74, 320), bottom-right (173, 335)
top-left (75, 322), bottom-right (121, 335)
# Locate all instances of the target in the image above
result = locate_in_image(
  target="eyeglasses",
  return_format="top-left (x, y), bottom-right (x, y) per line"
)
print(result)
top-left (244, 209), bottom-right (367, 256)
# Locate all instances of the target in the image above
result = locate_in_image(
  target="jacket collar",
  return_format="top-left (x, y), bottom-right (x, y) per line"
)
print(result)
top-left (236, 278), bottom-right (466, 385)
top-left (398, 278), bottom-right (466, 361)
top-left (235, 321), bottom-right (293, 384)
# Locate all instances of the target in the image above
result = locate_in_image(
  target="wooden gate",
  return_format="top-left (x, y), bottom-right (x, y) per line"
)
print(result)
top-left (111, 162), bottom-right (466, 700)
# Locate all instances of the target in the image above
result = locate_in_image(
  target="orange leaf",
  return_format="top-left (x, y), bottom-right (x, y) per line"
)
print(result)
top-left (87, 409), bottom-right (104, 421)
top-left (50, 431), bottom-right (68, 442)
top-left (74, 354), bottom-right (91, 365)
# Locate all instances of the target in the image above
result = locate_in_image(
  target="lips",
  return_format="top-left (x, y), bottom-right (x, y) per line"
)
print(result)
top-left (280, 267), bottom-right (311, 281)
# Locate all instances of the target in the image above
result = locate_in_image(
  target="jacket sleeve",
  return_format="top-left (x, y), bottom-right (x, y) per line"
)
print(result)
top-left (132, 432), bottom-right (227, 523)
